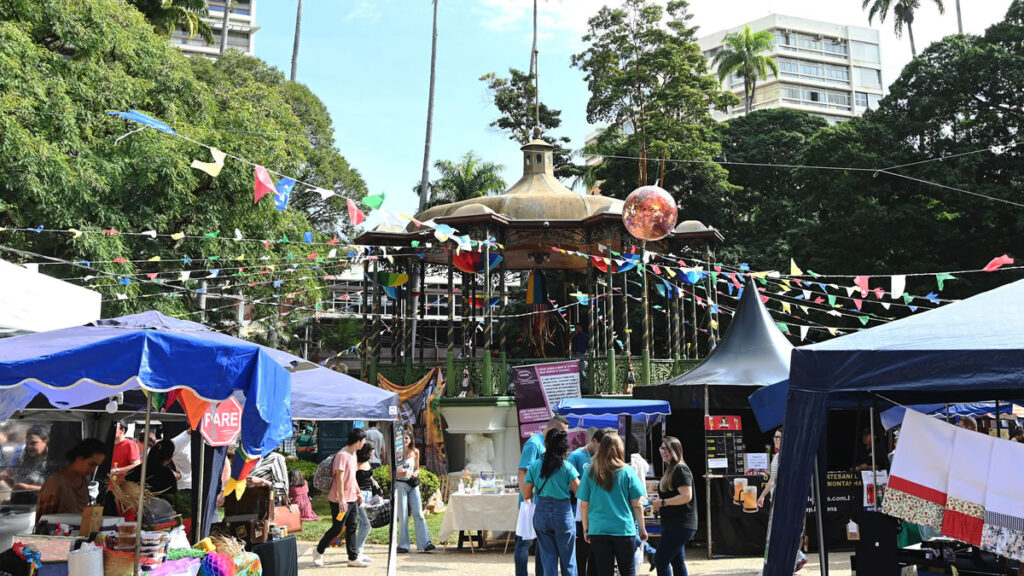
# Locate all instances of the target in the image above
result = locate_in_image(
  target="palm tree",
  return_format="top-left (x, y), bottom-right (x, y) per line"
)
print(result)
top-left (426, 153), bottom-right (506, 209)
top-left (130, 0), bottom-right (214, 43)
top-left (955, 0), bottom-right (962, 34)
top-left (290, 0), bottom-right (302, 82)
top-left (417, 0), bottom-right (439, 212)
top-left (712, 26), bottom-right (779, 115)
top-left (862, 0), bottom-right (945, 57)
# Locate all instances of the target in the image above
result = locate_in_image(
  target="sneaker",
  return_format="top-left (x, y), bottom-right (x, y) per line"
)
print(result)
top-left (357, 555), bottom-right (372, 563)
top-left (347, 559), bottom-right (371, 568)
top-left (397, 547), bottom-right (409, 554)
top-left (795, 557), bottom-right (807, 572)
top-left (312, 550), bottom-right (324, 567)
top-left (423, 543), bottom-right (436, 553)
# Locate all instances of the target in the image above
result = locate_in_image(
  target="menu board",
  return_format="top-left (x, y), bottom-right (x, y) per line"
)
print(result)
top-left (705, 415), bottom-right (745, 475)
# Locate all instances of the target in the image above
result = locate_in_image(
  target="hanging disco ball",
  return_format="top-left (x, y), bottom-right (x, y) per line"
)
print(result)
top-left (622, 185), bottom-right (678, 241)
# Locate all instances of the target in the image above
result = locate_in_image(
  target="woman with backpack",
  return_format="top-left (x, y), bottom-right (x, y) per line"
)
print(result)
top-left (649, 436), bottom-right (696, 576)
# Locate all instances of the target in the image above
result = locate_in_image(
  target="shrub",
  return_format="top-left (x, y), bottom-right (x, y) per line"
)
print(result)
top-left (286, 459), bottom-right (319, 487)
top-left (372, 465), bottom-right (439, 503)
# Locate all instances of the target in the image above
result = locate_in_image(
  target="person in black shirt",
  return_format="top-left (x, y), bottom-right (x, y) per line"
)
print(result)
top-left (854, 428), bottom-right (887, 472)
top-left (650, 436), bottom-right (696, 576)
top-left (126, 439), bottom-right (178, 508)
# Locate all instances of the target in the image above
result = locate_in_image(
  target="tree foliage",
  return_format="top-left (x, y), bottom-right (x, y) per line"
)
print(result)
top-left (862, 0), bottom-right (946, 55)
top-left (712, 25), bottom-right (779, 114)
top-left (480, 68), bottom-right (578, 181)
top-left (0, 0), bottom-right (366, 353)
top-left (130, 0), bottom-right (215, 44)
top-left (424, 152), bottom-right (506, 209)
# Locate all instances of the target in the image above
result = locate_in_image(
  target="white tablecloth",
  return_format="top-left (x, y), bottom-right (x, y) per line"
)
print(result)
top-left (438, 493), bottom-right (520, 541)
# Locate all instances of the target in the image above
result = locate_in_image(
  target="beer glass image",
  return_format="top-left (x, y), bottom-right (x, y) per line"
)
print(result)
top-left (733, 477), bottom-right (747, 505)
top-left (742, 486), bottom-right (759, 513)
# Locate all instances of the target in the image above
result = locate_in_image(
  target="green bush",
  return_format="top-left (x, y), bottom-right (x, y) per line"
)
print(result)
top-left (372, 465), bottom-right (439, 503)
top-left (286, 458), bottom-right (319, 487)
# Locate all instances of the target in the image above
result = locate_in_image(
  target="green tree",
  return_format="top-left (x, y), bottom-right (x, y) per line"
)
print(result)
top-left (130, 0), bottom-right (215, 44)
top-left (712, 25), bottom-right (779, 115)
top-left (480, 69), bottom-right (578, 180)
top-left (425, 153), bottom-right (506, 208)
top-left (862, 0), bottom-right (946, 56)
top-left (0, 0), bottom-right (365, 352)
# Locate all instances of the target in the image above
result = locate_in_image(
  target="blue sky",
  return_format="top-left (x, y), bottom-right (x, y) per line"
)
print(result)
top-left (254, 0), bottom-right (1012, 226)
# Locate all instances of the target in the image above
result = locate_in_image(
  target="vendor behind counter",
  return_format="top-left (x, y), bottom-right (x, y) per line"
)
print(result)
top-left (36, 439), bottom-right (105, 518)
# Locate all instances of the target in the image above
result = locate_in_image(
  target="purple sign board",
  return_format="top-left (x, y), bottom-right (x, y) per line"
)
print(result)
top-left (513, 361), bottom-right (581, 447)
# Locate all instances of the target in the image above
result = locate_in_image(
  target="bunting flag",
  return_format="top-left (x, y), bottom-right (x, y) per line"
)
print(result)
top-left (982, 254), bottom-right (1014, 272)
top-left (790, 258), bottom-right (803, 276)
top-left (799, 325), bottom-right (809, 341)
top-left (452, 251), bottom-right (503, 274)
top-left (254, 165), bottom-right (275, 203)
top-left (891, 275), bottom-right (906, 300)
top-left (314, 187), bottom-right (336, 200)
top-left (374, 273), bottom-right (409, 287)
top-left (936, 273), bottom-right (956, 291)
top-left (346, 198), bottom-right (366, 225)
top-left (107, 110), bottom-right (177, 134)
top-left (853, 275), bottom-right (870, 297)
top-left (190, 147), bottom-right (226, 177)
top-left (362, 193), bottom-right (385, 210)
top-left (274, 177), bottom-right (296, 211)
top-left (177, 389), bottom-right (212, 430)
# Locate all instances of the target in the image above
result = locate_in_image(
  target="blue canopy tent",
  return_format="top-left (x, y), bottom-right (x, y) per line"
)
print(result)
top-left (761, 278), bottom-right (1024, 576)
top-left (879, 402), bottom-right (1022, 430)
top-left (553, 397), bottom-right (671, 429)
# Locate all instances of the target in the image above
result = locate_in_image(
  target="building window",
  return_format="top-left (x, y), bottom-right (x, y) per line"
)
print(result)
top-left (825, 39), bottom-right (848, 55)
top-left (825, 65), bottom-right (850, 85)
top-left (868, 93), bottom-right (882, 109)
top-left (853, 66), bottom-right (882, 89)
top-left (855, 92), bottom-right (869, 108)
top-left (780, 83), bottom-right (852, 111)
top-left (850, 41), bottom-right (881, 64)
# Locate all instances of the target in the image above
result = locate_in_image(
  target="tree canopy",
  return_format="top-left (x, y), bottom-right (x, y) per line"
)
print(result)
top-left (424, 152), bottom-right (506, 209)
top-left (0, 0), bottom-right (366, 351)
top-left (712, 25), bottom-right (779, 114)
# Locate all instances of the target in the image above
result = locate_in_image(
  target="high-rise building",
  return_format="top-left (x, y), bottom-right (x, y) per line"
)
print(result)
top-left (171, 0), bottom-right (258, 59)
top-left (698, 14), bottom-right (883, 124)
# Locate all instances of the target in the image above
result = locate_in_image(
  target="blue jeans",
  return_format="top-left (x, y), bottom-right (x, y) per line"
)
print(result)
top-left (533, 497), bottom-right (576, 576)
top-left (654, 525), bottom-right (695, 576)
top-left (515, 536), bottom-right (543, 576)
top-left (396, 480), bottom-right (431, 550)
top-left (356, 490), bottom-right (372, 555)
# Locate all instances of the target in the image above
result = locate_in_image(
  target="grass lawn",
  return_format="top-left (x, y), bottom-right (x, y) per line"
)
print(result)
top-left (295, 493), bottom-right (448, 545)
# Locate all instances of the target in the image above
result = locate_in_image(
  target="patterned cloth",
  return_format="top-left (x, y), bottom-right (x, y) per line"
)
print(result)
top-left (883, 410), bottom-right (956, 531)
top-left (980, 439), bottom-right (1024, 561)
top-left (942, 428), bottom-right (994, 546)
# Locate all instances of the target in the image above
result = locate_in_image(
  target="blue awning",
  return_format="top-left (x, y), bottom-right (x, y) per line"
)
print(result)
top-left (554, 398), bottom-right (671, 429)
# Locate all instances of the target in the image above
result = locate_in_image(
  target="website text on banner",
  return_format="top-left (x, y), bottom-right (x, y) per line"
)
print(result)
top-left (513, 361), bottom-right (581, 446)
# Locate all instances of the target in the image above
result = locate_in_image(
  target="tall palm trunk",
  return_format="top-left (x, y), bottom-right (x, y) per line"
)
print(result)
top-left (531, 0), bottom-right (540, 137)
top-left (907, 21), bottom-right (917, 56)
top-left (744, 78), bottom-right (756, 114)
top-left (955, 0), bottom-right (962, 33)
top-left (290, 0), bottom-right (302, 81)
top-left (417, 0), bottom-right (438, 212)
top-left (219, 0), bottom-right (230, 54)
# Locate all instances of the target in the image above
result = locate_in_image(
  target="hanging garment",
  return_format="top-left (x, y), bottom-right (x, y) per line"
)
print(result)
top-left (941, 427), bottom-right (994, 546)
top-left (980, 439), bottom-right (1024, 561)
top-left (883, 410), bottom-right (956, 531)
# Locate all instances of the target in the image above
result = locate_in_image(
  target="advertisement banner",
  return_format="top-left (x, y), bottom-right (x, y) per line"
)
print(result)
top-left (513, 361), bottom-right (581, 446)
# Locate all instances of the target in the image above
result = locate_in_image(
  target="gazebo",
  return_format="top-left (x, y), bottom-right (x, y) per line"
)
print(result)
top-left (353, 138), bottom-right (725, 396)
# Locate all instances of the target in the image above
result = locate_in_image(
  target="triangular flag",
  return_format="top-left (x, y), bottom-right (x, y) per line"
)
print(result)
top-left (274, 177), bottom-right (296, 211)
top-left (171, 231), bottom-right (185, 240)
top-left (782, 302), bottom-right (791, 314)
top-left (827, 328), bottom-right (838, 336)
top-left (362, 193), bottom-right (385, 210)
top-left (891, 275), bottom-right (905, 300)
top-left (799, 325), bottom-right (809, 341)
top-left (858, 316), bottom-right (869, 326)
top-left (853, 275), bottom-right (869, 297)
top-left (982, 254), bottom-right (1013, 272)
top-left (254, 165), bottom-right (276, 203)
top-left (347, 198), bottom-right (366, 225)
top-left (935, 273), bottom-right (955, 291)
top-left (776, 322), bottom-right (790, 334)
top-left (141, 230), bottom-right (157, 239)
top-left (177, 389), bottom-right (211, 430)
top-left (314, 187), bottom-right (336, 200)
top-left (327, 236), bottom-right (339, 245)
top-left (190, 147), bottom-right (226, 177)
top-left (872, 287), bottom-right (885, 300)
top-left (853, 298), bottom-right (863, 311)
top-left (827, 294), bottom-right (837, 307)
top-left (234, 228), bottom-right (243, 241)
top-left (790, 258), bottom-right (803, 276)
top-left (881, 302), bottom-right (890, 310)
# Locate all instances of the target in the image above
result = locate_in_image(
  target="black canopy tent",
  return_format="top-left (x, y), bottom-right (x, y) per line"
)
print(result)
top-left (635, 276), bottom-right (793, 556)
top-left (759, 278), bottom-right (1024, 576)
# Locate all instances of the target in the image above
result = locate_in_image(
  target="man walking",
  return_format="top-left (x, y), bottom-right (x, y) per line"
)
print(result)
top-left (365, 422), bottom-right (385, 469)
top-left (314, 428), bottom-right (368, 568)
top-left (569, 428), bottom-right (607, 576)
top-left (516, 415), bottom-right (569, 576)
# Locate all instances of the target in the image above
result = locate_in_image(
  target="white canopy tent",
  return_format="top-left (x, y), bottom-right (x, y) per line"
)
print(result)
top-left (0, 259), bottom-right (101, 335)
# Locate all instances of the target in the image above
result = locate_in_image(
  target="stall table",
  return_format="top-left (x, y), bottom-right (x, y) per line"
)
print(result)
top-left (438, 493), bottom-right (519, 552)
top-left (250, 536), bottom-right (298, 576)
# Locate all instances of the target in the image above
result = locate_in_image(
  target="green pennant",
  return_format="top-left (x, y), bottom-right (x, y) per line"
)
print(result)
top-left (776, 322), bottom-right (790, 334)
top-left (935, 273), bottom-right (956, 291)
top-left (208, 255), bottom-right (220, 260)
top-left (280, 233), bottom-right (290, 243)
top-left (316, 258), bottom-right (325, 263)
top-left (362, 193), bottom-right (385, 210)
top-left (827, 294), bottom-right (837, 307)
top-left (858, 316), bottom-right (869, 326)
top-left (711, 272), bottom-right (718, 284)
top-left (757, 276), bottom-right (767, 286)
top-left (903, 292), bottom-right (913, 305)
top-left (287, 252), bottom-right (295, 260)
top-left (638, 264), bottom-right (646, 273)
top-left (411, 240), bottom-right (421, 248)
top-left (203, 231), bottom-right (220, 238)
top-left (806, 269), bottom-right (820, 278)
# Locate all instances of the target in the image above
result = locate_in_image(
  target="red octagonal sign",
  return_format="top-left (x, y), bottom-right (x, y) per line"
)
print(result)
top-left (200, 397), bottom-right (242, 447)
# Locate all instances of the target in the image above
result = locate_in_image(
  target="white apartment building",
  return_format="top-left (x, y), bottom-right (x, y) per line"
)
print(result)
top-left (171, 0), bottom-right (258, 59)
top-left (699, 14), bottom-right (884, 124)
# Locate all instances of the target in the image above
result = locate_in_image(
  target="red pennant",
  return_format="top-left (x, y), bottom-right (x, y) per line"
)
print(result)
top-left (262, 240), bottom-right (270, 250)
top-left (761, 295), bottom-right (769, 304)
top-left (853, 298), bottom-right (863, 311)
top-left (793, 278), bottom-right (803, 286)
top-left (253, 165), bottom-right (276, 203)
top-left (651, 265), bottom-right (661, 275)
top-left (346, 198), bottom-right (366, 225)
top-left (714, 264), bottom-right (722, 272)
top-left (103, 228), bottom-right (120, 235)
top-left (146, 273), bottom-right (158, 281)
top-left (307, 252), bottom-right (317, 260)
top-left (728, 273), bottom-right (741, 289)
top-left (813, 297), bottom-right (825, 304)
top-left (853, 275), bottom-right (870, 297)
top-left (327, 236), bottom-right (339, 245)
top-left (113, 257), bottom-right (126, 263)
top-left (873, 287), bottom-right (885, 299)
top-left (982, 254), bottom-right (1014, 272)
top-left (259, 269), bottom-right (271, 274)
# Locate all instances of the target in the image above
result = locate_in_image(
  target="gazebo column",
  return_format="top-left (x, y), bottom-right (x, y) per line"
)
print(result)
top-left (482, 232), bottom-right (493, 396)
top-left (419, 259), bottom-right (426, 365)
top-left (586, 258), bottom-right (595, 394)
top-left (461, 272), bottom-right (469, 362)
top-left (470, 273), bottom-right (477, 358)
top-left (369, 259), bottom-right (380, 386)
top-left (690, 280), bottom-right (699, 358)
top-left (446, 251), bottom-right (456, 395)
top-left (707, 243), bottom-right (721, 346)
top-left (499, 258), bottom-right (508, 394)
top-left (674, 285), bottom-right (684, 361)
top-left (605, 232), bottom-right (616, 393)
top-left (622, 271), bottom-right (630, 359)
top-left (404, 259), bottom-right (414, 385)
top-left (669, 281), bottom-right (678, 369)
top-left (641, 245), bottom-right (651, 387)
top-left (361, 260), bottom-right (369, 381)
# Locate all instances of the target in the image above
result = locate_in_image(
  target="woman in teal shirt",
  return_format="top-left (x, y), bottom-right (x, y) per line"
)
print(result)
top-left (523, 429), bottom-right (580, 576)
top-left (577, 434), bottom-right (647, 576)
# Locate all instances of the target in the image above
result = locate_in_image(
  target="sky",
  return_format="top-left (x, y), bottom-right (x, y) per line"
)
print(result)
top-left (253, 0), bottom-right (1014, 227)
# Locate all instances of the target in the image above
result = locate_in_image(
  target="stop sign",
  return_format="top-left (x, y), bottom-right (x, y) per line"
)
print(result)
top-left (200, 397), bottom-right (242, 447)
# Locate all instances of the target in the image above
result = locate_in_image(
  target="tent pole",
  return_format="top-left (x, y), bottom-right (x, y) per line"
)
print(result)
top-left (995, 400), bottom-right (1001, 437)
top-left (870, 404), bottom-right (878, 512)
top-left (194, 439), bottom-right (205, 545)
top-left (704, 383), bottom-right (713, 559)
top-left (813, 454), bottom-right (829, 576)
top-left (133, 396), bottom-right (152, 576)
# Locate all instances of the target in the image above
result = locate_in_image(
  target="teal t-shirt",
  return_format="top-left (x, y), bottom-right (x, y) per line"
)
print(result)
top-left (525, 459), bottom-right (580, 501)
top-left (577, 466), bottom-right (645, 536)
top-left (567, 446), bottom-right (592, 479)
top-left (519, 432), bottom-right (546, 504)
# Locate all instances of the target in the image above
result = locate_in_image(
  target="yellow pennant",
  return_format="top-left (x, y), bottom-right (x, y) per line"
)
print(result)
top-left (800, 305), bottom-right (809, 315)
top-left (69, 228), bottom-right (83, 238)
top-left (827, 328), bottom-right (838, 336)
top-left (171, 232), bottom-right (185, 240)
top-left (782, 302), bottom-right (791, 314)
top-left (190, 147), bottom-right (226, 177)
top-left (148, 256), bottom-right (161, 262)
top-left (790, 258), bottom-right (803, 276)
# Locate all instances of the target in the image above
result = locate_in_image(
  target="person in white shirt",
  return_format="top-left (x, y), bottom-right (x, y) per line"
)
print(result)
top-left (627, 435), bottom-right (650, 480)
top-left (170, 429), bottom-right (192, 515)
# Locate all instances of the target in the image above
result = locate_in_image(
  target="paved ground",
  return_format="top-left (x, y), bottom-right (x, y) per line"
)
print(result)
top-left (296, 542), bottom-right (855, 575)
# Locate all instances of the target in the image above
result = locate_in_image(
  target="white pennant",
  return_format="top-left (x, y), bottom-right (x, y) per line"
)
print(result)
top-left (799, 325), bottom-right (809, 341)
top-left (802, 289), bottom-right (811, 300)
top-left (141, 230), bottom-right (157, 239)
top-left (328, 249), bottom-right (337, 258)
top-left (881, 302), bottom-right (891, 310)
top-left (234, 228), bottom-right (243, 242)
top-left (844, 286), bottom-right (856, 297)
top-left (180, 271), bottom-right (191, 281)
top-left (315, 187), bottom-right (336, 200)
top-left (891, 275), bottom-right (906, 300)
top-left (116, 293), bottom-right (128, 300)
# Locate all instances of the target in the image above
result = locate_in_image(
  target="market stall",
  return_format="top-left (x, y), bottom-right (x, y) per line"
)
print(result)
top-left (756, 278), bottom-right (1024, 576)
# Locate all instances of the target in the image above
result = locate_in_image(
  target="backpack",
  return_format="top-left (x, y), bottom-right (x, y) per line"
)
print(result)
top-left (313, 454), bottom-right (336, 492)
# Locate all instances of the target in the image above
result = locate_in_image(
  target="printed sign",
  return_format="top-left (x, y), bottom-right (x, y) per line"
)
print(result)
top-left (745, 453), bottom-right (770, 476)
top-left (200, 397), bottom-right (242, 447)
top-left (705, 415), bottom-right (746, 476)
top-left (513, 361), bottom-right (581, 445)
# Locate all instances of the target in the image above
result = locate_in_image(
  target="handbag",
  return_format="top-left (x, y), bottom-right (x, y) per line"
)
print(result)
top-left (273, 504), bottom-right (302, 533)
top-left (398, 476), bottom-right (420, 488)
top-left (515, 475), bottom-right (550, 540)
top-left (364, 498), bottom-right (392, 529)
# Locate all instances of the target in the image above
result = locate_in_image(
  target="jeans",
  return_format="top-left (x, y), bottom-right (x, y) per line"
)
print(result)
top-left (316, 500), bottom-right (358, 560)
top-left (655, 525), bottom-right (695, 576)
top-left (395, 480), bottom-right (430, 550)
top-left (355, 490), bottom-right (372, 556)
top-left (589, 535), bottom-right (636, 576)
top-left (533, 497), bottom-right (576, 576)
top-left (514, 536), bottom-right (543, 576)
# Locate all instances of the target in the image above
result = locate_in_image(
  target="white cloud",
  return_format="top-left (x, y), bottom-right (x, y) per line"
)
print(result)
top-left (346, 0), bottom-right (383, 22)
